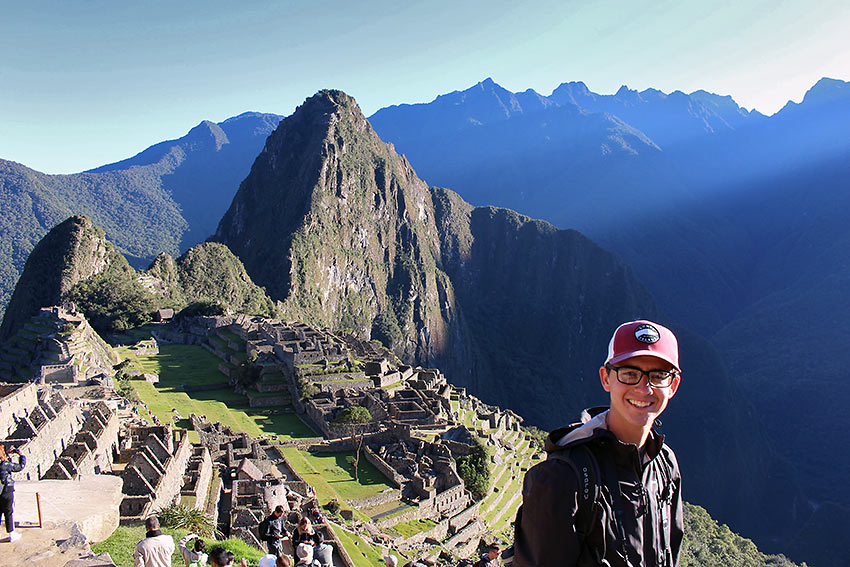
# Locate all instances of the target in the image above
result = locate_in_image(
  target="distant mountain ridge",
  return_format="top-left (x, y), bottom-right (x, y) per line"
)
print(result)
top-left (369, 76), bottom-right (850, 565)
top-left (0, 111), bottom-right (281, 317)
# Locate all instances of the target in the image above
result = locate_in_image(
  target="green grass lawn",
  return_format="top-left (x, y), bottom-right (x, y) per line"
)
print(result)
top-left (93, 523), bottom-right (266, 567)
top-left (332, 524), bottom-right (385, 567)
top-left (125, 344), bottom-right (315, 442)
top-left (392, 518), bottom-right (437, 538)
top-left (301, 452), bottom-right (395, 501)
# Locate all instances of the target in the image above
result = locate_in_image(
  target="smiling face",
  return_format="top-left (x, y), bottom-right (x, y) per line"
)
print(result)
top-left (600, 355), bottom-right (681, 447)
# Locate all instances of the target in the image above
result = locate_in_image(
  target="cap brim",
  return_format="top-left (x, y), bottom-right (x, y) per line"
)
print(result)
top-left (607, 350), bottom-right (680, 372)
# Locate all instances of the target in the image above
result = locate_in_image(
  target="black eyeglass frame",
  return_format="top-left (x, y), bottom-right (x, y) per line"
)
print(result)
top-left (605, 363), bottom-right (679, 388)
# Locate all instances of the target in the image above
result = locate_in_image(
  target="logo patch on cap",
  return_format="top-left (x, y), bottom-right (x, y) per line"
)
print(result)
top-left (634, 323), bottom-right (660, 344)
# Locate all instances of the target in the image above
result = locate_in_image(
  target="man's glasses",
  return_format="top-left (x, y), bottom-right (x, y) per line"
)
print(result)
top-left (605, 364), bottom-right (678, 388)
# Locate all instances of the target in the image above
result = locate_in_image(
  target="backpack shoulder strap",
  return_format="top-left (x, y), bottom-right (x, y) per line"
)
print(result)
top-left (547, 444), bottom-right (601, 541)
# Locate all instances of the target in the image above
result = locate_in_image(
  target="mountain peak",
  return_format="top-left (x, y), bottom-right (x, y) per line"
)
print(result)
top-left (801, 77), bottom-right (850, 106)
top-left (185, 120), bottom-right (229, 150)
top-left (0, 215), bottom-right (126, 340)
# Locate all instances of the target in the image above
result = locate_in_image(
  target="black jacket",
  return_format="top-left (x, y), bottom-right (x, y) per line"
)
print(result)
top-left (513, 408), bottom-right (683, 567)
top-left (292, 527), bottom-right (324, 547)
top-left (0, 453), bottom-right (26, 494)
top-left (262, 513), bottom-right (285, 541)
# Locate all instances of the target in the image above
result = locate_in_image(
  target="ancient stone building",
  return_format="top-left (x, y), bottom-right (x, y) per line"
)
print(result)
top-left (1, 382), bottom-right (120, 481)
top-left (119, 425), bottom-right (192, 522)
top-left (0, 306), bottom-right (118, 384)
top-left (43, 401), bottom-right (119, 479)
top-left (180, 446), bottom-right (214, 511)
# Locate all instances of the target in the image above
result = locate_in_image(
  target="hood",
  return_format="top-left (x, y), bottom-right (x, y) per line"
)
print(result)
top-left (544, 406), bottom-right (611, 454)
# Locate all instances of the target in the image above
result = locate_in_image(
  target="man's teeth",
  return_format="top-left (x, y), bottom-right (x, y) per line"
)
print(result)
top-left (628, 400), bottom-right (652, 408)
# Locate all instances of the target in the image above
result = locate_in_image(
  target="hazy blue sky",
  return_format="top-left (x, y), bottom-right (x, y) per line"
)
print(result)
top-left (2, 0), bottom-right (848, 173)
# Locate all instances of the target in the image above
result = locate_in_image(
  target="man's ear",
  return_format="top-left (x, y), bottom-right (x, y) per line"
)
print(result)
top-left (668, 373), bottom-right (681, 397)
top-left (600, 366), bottom-right (612, 392)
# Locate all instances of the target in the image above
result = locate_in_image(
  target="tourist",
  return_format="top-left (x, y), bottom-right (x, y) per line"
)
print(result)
top-left (291, 516), bottom-right (331, 567)
top-left (133, 516), bottom-right (175, 567)
top-left (475, 543), bottom-right (501, 567)
top-left (207, 548), bottom-right (234, 567)
top-left (259, 552), bottom-right (292, 567)
top-left (513, 320), bottom-right (684, 567)
top-left (383, 554), bottom-right (398, 567)
top-left (0, 443), bottom-right (26, 543)
top-left (294, 543), bottom-right (319, 567)
top-left (259, 505), bottom-right (288, 555)
top-left (177, 532), bottom-right (208, 566)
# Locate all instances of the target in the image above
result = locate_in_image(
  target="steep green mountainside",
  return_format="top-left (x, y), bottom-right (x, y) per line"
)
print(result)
top-left (0, 216), bottom-right (277, 338)
top-left (0, 215), bottom-right (130, 340)
top-left (681, 503), bottom-right (801, 567)
top-left (0, 112), bottom-right (281, 318)
top-left (147, 242), bottom-right (278, 317)
top-left (213, 90), bottom-right (807, 554)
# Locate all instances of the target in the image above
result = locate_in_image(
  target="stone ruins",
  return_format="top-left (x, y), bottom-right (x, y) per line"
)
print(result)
top-left (0, 308), bottom-right (531, 566)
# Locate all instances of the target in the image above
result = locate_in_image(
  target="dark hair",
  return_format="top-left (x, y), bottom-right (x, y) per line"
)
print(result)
top-left (145, 516), bottom-right (160, 531)
top-left (208, 547), bottom-right (234, 566)
top-left (277, 553), bottom-right (293, 567)
top-left (489, 542), bottom-right (501, 551)
top-left (274, 505), bottom-right (285, 514)
top-left (194, 537), bottom-right (206, 552)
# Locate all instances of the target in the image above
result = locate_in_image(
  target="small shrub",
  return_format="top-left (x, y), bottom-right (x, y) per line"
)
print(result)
top-left (157, 503), bottom-right (216, 537)
top-left (325, 498), bottom-right (342, 516)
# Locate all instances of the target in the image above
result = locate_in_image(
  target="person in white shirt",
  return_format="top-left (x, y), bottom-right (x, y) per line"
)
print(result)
top-left (134, 516), bottom-right (175, 567)
top-left (177, 532), bottom-right (208, 566)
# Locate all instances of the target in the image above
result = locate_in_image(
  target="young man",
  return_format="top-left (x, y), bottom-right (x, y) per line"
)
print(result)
top-left (134, 516), bottom-right (175, 567)
top-left (260, 505), bottom-right (287, 555)
top-left (513, 320), bottom-right (684, 567)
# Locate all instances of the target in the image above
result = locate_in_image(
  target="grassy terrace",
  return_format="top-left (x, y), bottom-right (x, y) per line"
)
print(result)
top-left (121, 342), bottom-right (390, 566)
top-left (121, 344), bottom-right (314, 443)
top-left (93, 524), bottom-right (264, 567)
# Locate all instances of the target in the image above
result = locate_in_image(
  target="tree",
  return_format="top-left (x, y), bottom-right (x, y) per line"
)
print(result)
top-left (332, 405), bottom-right (373, 481)
top-left (456, 440), bottom-right (491, 501)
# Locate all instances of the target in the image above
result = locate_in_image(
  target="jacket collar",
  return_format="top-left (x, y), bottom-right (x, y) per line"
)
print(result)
top-left (546, 406), bottom-right (666, 463)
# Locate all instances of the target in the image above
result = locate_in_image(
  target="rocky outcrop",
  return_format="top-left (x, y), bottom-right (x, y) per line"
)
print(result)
top-left (0, 216), bottom-right (124, 341)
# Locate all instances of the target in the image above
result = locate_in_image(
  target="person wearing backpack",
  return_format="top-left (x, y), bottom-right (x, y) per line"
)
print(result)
top-left (513, 320), bottom-right (684, 567)
top-left (0, 443), bottom-right (26, 543)
top-left (259, 505), bottom-right (287, 555)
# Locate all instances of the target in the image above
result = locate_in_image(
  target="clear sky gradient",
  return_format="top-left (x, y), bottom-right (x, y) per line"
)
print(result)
top-left (2, 0), bottom-right (849, 174)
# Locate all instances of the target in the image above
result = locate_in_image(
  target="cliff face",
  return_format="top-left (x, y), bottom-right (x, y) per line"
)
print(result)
top-left (214, 90), bottom-right (806, 551)
top-left (215, 90), bottom-right (456, 363)
top-left (0, 215), bottom-right (125, 340)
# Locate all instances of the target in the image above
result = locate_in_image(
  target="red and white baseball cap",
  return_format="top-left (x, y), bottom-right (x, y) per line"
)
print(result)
top-left (605, 320), bottom-right (680, 371)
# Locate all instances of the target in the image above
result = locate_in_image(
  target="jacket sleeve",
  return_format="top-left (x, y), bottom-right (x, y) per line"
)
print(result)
top-left (133, 542), bottom-right (145, 567)
top-left (513, 459), bottom-right (583, 567)
top-left (178, 533), bottom-right (196, 563)
top-left (670, 470), bottom-right (684, 566)
top-left (9, 455), bottom-right (25, 473)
